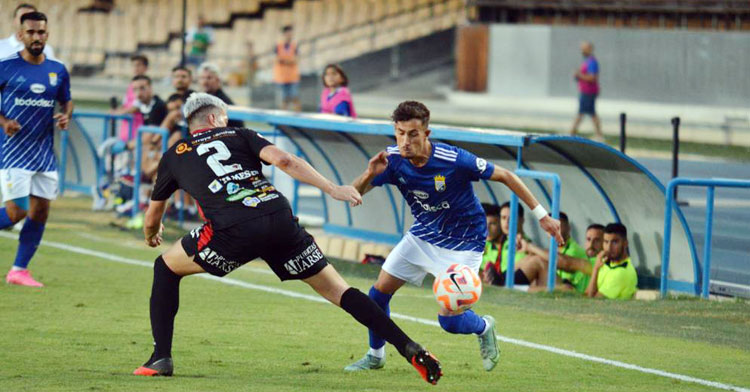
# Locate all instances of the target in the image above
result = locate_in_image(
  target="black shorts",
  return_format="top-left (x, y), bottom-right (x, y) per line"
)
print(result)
top-left (487, 267), bottom-right (531, 287)
top-left (579, 93), bottom-right (597, 115)
top-left (181, 208), bottom-right (328, 280)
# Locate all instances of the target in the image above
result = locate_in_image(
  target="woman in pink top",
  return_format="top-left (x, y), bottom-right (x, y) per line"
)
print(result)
top-left (319, 64), bottom-right (356, 118)
top-left (118, 54), bottom-right (148, 141)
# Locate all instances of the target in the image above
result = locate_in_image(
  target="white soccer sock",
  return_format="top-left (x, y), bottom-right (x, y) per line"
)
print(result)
top-left (10, 266), bottom-right (26, 271)
top-left (368, 346), bottom-right (385, 359)
top-left (480, 317), bottom-right (491, 335)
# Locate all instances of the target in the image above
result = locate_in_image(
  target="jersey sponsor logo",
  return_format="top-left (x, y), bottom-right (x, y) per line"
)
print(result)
top-left (409, 190), bottom-right (429, 200)
top-left (176, 143), bottom-right (192, 154)
top-left (476, 158), bottom-right (487, 173)
top-left (283, 242), bottom-right (324, 276)
top-left (226, 188), bottom-right (257, 201)
top-left (198, 246), bottom-right (242, 274)
top-left (14, 97), bottom-right (54, 107)
top-left (434, 175), bottom-right (446, 192)
top-left (219, 169), bottom-right (257, 183)
top-left (48, 72), bottom-right (57, 86)
top-left (259, 193), bottom-right (279, 202)
top-left (226, 182), bottom-right (240, 195)
top-left (30, 83), bottom-right (46, 94)
top-left (208, 179), bottom-right (223, 193)
top-left (414, 199), bottom-right (450, 212)
top-left (242, 196), bottom-right (261, 207)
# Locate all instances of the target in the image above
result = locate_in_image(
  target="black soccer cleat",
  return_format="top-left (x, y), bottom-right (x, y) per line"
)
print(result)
top-left (405, 342), bottom-right (442, 385)
top-left (133, 355), bottom-right (173, 376)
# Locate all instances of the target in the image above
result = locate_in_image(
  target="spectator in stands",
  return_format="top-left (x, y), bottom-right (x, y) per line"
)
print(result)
top-left (319, 64), bottom-right (357, 118)
top-left (273, 25), bottom-right (301, 112)
top-left (520, 216), bottom-right (605, 294)
top-left (114, 75), bottom-right (168, 127)
top-left (570, 41), bottom-right (603, 142)
top-left (198, 62), bottom-right (243, 127)
top-left (482, 201), bottom-right (548, 289)
top-left (186, 15), bottom-right (214, 68)
top-left (116, 54), bottom-right (149, 142)
top-left (171, 65), bottom-right (195, 101)
top-left (161, 93), bottom-right (187, 147)
top-left (586, 223), bottom-right (638, 299)
top-left (0, 3), bottom-right (56, 59)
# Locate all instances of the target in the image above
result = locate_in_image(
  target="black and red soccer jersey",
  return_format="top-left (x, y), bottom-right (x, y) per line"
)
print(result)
top-left (151, 127), bottom-right (290, 229)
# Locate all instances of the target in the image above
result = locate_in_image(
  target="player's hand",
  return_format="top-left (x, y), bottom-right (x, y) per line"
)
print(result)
top-left (54, 113), bottom-right (70, 130)
top-left (367, 151), bottom-right (388, 177)
top-left (518, 237), bottom-right (529, 253)
top-left (144, 223), bottom-right (165, 248)
top-left (329, 184), bottom-right (363, 207)
top-left (540, 215), bottom-right (564, 245)
top-left (2, 119), bottom-right (21, 137)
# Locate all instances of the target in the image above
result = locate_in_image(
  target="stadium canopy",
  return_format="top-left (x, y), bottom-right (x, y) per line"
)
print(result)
top-left (228, 107), bottom-right (699, 294)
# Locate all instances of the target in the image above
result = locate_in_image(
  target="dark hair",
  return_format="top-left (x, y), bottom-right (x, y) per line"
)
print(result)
top-left (282, 25), bottom-right (293, 32)
top-left (482, 203), bottom-right (500, 217)
top-left (13, 3), bottom-right (36, 18)
top-left (167, 93), bottom-right (184, 103)
top-left (172, 65), bottom-right (192, 76)
top-left (130, 54), bottom-right (149, 67)
top-left (499, 201), bottom-right (524, 219)
top-left (322, 64), bottom-right (349, 88)
top-left (604, 223), bottom-right (627, 238)
top-left (20, 11), bottom-right (46, 24)
top-left (391, 101), bottom-right (430, 126)
top-left (586, 223), bottom-right (605, 232)
top-left (131, 74), bottom-right (151, 85)
top-left (559, 211), bottom-right (568, 223)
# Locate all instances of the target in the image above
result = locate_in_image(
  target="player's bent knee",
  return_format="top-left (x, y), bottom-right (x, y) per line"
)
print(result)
top-left (5, 205), bottom-right (28, 223)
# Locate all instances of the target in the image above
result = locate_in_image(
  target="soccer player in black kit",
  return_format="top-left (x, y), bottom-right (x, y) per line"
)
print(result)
top-left (133, 93), bottom-right (442, 385)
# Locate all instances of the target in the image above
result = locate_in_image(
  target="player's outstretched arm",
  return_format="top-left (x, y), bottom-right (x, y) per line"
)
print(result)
top-left (259, 145), bottom-right (362, 206)
top-left (144, 200), bottom-right (167, 248)
top-left (489, 166), bottom-right (564, 244)
top-left (351, 151), bottom-right (388, 197)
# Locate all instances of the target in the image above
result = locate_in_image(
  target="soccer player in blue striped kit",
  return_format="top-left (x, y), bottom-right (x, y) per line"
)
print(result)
top-left (347, 101), bottom-right (563, 372)
top-left (0, 12), bottom-right (72, 287)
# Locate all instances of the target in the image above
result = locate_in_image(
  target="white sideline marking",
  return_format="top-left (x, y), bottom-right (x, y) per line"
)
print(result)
top-left (1, 232), bottom-right (748, 392)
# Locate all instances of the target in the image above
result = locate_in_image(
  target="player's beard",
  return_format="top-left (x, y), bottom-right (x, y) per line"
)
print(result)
top-left (28, 42), bottom-right (44, 56)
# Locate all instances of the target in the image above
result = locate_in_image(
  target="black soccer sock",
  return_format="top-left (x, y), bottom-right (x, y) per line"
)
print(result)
top-left (340, 287), bottom-right (414, 359)
top-left (149, 256), bottom-right (183, 360)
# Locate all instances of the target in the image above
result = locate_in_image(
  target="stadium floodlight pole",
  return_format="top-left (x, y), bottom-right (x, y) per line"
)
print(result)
top-left (180, 0), bottom-right (187, 66)
top-left (619, 112), bottom-right (626, 153)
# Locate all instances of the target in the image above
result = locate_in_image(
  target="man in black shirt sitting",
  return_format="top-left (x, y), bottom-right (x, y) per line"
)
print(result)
top-left (198, 62), bottom-right (243, 128)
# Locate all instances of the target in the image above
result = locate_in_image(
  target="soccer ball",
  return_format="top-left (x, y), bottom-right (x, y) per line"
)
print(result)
top-left (433, 263), bottom-right (482, 312)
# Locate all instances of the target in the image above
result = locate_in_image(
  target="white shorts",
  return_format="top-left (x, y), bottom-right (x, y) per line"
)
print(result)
top-left (0, 169), bottom-right (58, 202)
top-left (382, 232), bottom-right (483, 286)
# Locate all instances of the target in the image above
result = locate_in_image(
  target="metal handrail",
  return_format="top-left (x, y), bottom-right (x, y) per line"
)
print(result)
top-left (661, 177), bottom-right (750, 298)
top-left (505, 169), bottom-right (562, 292)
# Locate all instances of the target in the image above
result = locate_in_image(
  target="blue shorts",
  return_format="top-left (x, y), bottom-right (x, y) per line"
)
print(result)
top-left (277, 82), bottom-right (300, 101)
top-left (579, 93), bottom-right (597, 115)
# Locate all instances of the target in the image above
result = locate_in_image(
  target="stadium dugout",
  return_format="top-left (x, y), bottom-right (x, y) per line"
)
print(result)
top-left (59, 108), bottom-right (700, 296)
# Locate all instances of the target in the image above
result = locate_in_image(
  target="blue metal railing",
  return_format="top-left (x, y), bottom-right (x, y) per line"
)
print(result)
top-left (505, 169), bottom-right (562, 292)
top-left (661, 177), bottom-right (750, 298)
top-left (132, 126), bottom-right (170, 218)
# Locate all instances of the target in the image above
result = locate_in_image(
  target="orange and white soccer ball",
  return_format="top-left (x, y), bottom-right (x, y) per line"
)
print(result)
top-left (432, 263), bottom-right (482, 312)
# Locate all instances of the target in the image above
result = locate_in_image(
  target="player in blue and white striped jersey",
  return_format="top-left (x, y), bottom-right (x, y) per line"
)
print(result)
top-left (0, 12), bottom-right (73, 287)
top-left (346, 101), bottom-right (563, 372)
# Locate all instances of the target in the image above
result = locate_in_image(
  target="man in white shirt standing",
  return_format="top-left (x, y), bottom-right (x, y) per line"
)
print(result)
top-left (0, 3), bottom-right (56, 59)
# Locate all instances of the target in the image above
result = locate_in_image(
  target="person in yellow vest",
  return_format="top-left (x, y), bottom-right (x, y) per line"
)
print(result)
top-left (273, 25), bottom-right (301, 112)
top-left (586, 223), bottom-right (638, 299)
top-left (520, 215), bottom-right (605, 294)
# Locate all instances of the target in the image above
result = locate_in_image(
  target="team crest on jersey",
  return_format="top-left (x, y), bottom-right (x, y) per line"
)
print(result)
top-left (434, 175), bottom-right (446, 192)
top-left (48, 72), bottom-right (57, 86)
top-left (176, 143), bottom-right (192, 154)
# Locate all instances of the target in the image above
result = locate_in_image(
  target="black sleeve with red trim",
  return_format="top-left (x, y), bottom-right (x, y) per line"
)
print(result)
top-left (151, 152), bottom-right (179, 201)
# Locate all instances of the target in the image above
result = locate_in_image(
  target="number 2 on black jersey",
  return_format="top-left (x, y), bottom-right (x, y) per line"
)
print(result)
top-left (196, 140), bottom-right (242, 176)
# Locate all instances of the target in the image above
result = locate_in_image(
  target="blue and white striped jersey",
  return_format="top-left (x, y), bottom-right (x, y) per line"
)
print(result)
top-left (0, 52), bottom-right (71, 171)
top-left (371, 142), bottom-right (495, 252)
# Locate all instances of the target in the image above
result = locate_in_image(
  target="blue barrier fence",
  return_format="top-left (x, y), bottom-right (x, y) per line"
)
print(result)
top-left (661, 177), bottom-right (750, 298)
top-left (505, 169), bottom-right (562, 292)
top-left (131, 126), bottom-right (170, 218)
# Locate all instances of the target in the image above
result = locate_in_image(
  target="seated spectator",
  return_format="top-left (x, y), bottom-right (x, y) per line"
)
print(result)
top-left (161, 93), bottom-right (187, 147)
top-left (319, 64), bottom-right (357, 117)
top-left (521, 215), bottom-right (604, 294)
top-left (586, 223), bottom-right (638, 299)
top-left (171, 65), bottom-right (195, 101)
top-left (198, 62), bottom-right (243, 127)
top-left (483, 201), bottom-right (548, 289)
top-left (116, 54), bottom-right (149, 142)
